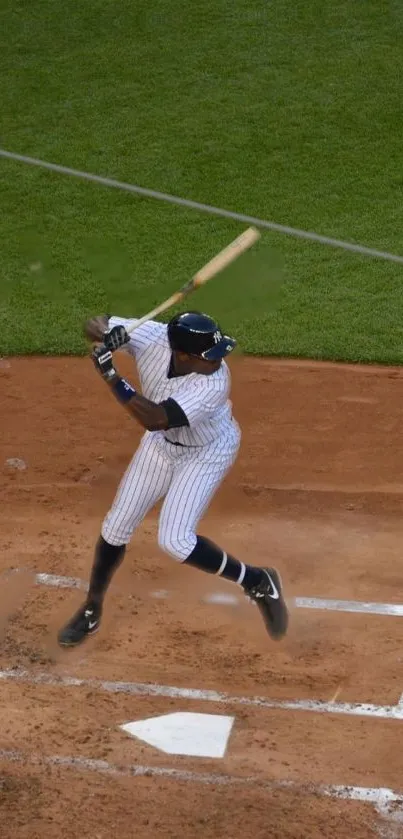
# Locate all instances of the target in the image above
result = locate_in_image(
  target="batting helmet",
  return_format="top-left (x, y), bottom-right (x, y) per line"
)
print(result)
top-left (167, 311), bottom-right (236, 360)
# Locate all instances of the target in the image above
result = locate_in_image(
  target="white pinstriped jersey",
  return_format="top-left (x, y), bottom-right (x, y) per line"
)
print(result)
top-left (108, 316), bottom-right (240, 448)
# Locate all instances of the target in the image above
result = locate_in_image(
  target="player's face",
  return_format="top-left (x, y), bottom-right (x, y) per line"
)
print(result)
top-left (172, 351), bottom-right (221, 375)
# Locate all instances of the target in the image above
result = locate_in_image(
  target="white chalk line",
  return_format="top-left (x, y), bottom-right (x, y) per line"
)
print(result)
top-left (0, 748), bottom-right (402, 824)
top-left (295, 597), bottom-right (403, 617)
top-left (1, 667), bottom-right (402, 720)
top-left (1, 148), bottom-right (403, 264)
top-left (33, 570), bottom-right (403, 617)
top-left (36, 572), bottom-right (87, 590)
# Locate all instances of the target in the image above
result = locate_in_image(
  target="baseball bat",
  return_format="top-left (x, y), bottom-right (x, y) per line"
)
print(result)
top-left (126, 226), bottom-right (260, 334)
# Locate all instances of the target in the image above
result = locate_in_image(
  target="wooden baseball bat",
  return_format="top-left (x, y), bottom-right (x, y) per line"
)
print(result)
top-left (126, 226), bottom-right (260, 334)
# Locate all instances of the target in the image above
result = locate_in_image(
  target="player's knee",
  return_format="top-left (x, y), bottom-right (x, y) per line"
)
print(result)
top-left (158, 525), bottom-right (196, 561)
top-left (158, 530), bottom-right (185, 560)
top-left (102, 508), bottom-right (133, 547)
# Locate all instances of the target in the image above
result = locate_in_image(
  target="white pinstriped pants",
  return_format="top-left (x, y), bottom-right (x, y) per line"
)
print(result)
top-left (102, 430), bottom-right (240, 562)
top-left (102, 428), bottom-right (240, 560)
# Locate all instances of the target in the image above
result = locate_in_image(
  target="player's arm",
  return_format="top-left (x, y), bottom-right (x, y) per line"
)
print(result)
top-left (84, 315), bottom-right (159, 360)
top-left (91, 343), bottom-right (188, 432)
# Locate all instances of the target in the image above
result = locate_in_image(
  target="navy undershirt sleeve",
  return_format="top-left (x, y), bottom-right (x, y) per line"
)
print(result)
top-left (161, 398), bottom-right (190, 429)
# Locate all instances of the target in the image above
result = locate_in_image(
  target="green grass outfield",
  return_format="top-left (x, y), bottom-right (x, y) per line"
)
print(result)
top-left (1, 0), bottom-right (403, 362)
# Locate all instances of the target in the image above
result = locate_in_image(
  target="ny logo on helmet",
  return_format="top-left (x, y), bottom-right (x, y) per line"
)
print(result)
top-left (213, 330), bottom-right (222, 344)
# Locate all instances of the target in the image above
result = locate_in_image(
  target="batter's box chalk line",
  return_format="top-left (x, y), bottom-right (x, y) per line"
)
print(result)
top-left (1, 667), bottom-right (403, 721)
top-left (0, 748), bottom-right (402, 831)
top-left (8, 568), bottom-right (403, 618)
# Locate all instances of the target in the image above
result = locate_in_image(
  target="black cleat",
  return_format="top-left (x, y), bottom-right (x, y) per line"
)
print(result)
top-left (58, 603), bottom-right (101, 647)
top-left (245, 567), bottom-right (288, 640)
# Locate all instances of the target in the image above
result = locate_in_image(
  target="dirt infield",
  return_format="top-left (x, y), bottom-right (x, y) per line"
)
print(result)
top-left (1, 355), bottom-right (403, 837)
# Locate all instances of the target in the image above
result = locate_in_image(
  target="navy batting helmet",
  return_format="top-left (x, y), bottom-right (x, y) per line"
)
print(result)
top-left (167, 311), bottom-right (236, 360)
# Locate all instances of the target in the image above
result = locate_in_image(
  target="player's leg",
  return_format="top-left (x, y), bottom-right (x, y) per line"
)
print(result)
top-left (58, 434), bottom-right (173, 646)
top-left (158, 448), bottom-right (288, 640)
top-left (87, 432), bottom-right (173, 603)
top-left (101, 434), bottom-right (173, 547)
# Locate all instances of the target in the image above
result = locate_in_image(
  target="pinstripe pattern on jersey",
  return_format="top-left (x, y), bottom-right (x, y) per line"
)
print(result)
top-left (103, 315), bottom-right (240, 559)
top-left (108, 316), bottom-right (235, 447)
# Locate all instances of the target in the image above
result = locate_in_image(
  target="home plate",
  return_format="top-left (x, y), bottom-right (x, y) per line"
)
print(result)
top-left (120, 712), bottom-right (234, 758)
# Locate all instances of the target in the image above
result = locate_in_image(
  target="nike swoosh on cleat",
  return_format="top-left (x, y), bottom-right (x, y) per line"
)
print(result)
top-left (266, 575), bottom-right (280, 599)
top-left (88, 621), bottom-right (98, 630)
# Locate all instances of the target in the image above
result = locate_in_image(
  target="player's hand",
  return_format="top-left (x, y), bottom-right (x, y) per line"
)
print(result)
top-left (92, 345), bottom-right (117, 381)
top-left (103, 324), bottom-right (130, 352)
top-left (84, 315), bottom-right (110, 343)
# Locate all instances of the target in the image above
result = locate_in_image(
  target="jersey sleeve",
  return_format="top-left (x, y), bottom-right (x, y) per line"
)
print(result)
top-left (108, 316), bottom-right (164, 360)
top-left (172, 376), bottom-right (229, 427)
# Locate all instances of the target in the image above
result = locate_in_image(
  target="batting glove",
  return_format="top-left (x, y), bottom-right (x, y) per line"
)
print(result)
top-left (103, 325), bottom-right (130, 352)
top-left (92, 345), bottom-right (117, 381)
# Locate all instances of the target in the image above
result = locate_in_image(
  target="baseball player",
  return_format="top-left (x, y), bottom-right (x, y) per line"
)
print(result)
top-left (58, 311), bottom-right (288, 646)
